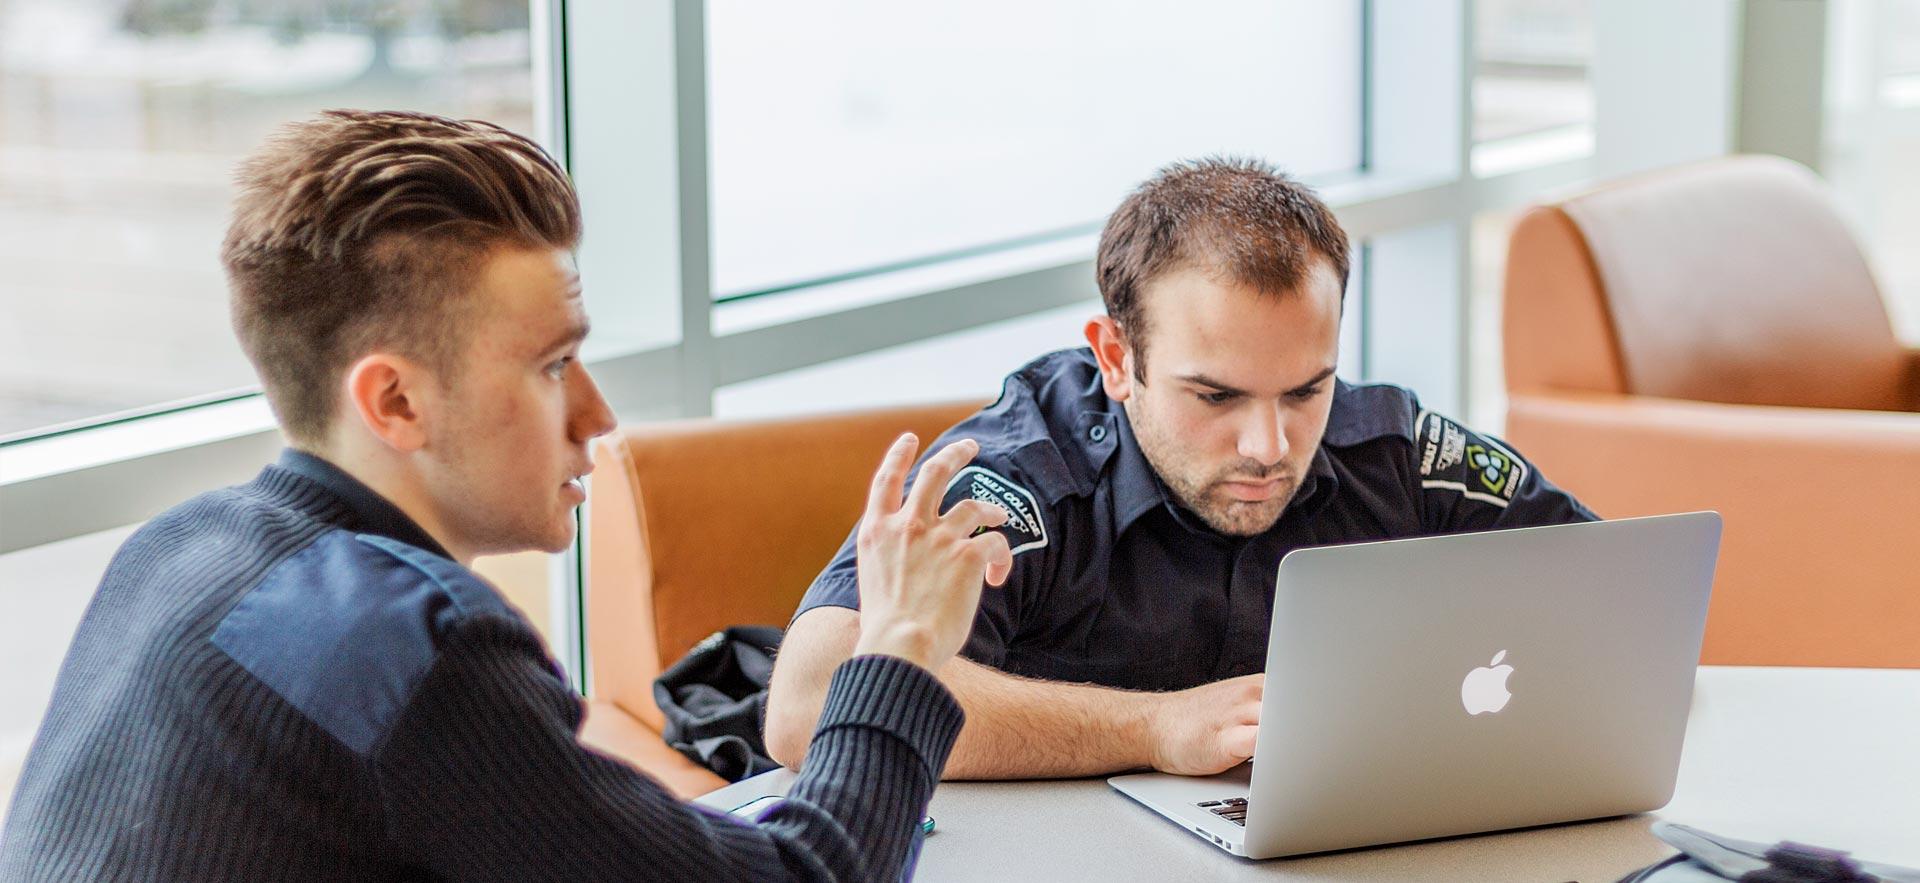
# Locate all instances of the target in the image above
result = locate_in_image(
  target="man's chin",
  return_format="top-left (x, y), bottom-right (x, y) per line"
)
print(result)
top-left (486, 522), bottom-right (576, 558)
top-left (1197, 494), bottom-right (1292, 537)
top-left (536, 525), bottom-right (577, 555)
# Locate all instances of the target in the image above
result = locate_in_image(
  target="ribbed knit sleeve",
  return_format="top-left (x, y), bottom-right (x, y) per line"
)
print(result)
top-left (767, 654), bottom-right (964, 879)
top-left (372, 617), bottom-right (961, 882)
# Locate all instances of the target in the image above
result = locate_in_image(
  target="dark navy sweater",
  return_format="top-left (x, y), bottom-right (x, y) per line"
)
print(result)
top-left (0, 450), bottom-right (961, 881)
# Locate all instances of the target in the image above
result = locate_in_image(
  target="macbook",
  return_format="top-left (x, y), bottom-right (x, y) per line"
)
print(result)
top-left (1108, 512), bottom-right (1722, 859)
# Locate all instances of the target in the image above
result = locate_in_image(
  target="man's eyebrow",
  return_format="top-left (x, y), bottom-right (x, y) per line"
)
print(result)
top-left (537, 317), bottom-right (591, 356)
top-left (1176, 373), bottom-right (1250, 397)
top-left (1288, 366), bottom-right (1338, 393)
top-left (1176, 365), bottom-right (1337, 396)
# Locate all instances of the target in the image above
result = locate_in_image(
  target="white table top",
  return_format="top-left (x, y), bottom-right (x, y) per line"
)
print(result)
top-left (705, 666), bottom-right (1920, 881)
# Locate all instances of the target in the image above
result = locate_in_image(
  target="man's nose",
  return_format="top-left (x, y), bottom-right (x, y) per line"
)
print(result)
top-left (1236, 401), bottom-right (1289, 467)
top-left (571, 365), bottom-right (618, 442)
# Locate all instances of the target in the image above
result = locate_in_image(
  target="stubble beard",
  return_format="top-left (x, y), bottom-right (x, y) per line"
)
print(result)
top-left (1123, 395), bottom-right (1301, 539)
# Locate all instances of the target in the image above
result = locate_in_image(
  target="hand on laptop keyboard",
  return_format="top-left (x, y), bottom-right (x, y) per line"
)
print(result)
top-left (1145, 674), bottom-right (1264, 775)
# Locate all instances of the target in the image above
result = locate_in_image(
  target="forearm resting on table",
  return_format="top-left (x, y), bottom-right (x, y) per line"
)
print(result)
top-left (766, 607), bottom-right (1157, 779)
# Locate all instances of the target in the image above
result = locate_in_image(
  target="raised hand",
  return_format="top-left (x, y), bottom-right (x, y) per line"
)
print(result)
top-left (850, 434), bottom-right (1015, 673)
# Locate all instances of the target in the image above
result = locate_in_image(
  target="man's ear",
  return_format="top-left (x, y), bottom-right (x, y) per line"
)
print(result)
top-left (1085, 316), bottom-right (1138, 403)
top-left (342, 353), bottom-right (431, 453)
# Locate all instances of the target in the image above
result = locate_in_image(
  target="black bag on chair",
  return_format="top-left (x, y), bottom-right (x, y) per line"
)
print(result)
top-left (653, 625), bottom-right (785, 782)
top-left (1617, 823), bottom-right (1920, 883)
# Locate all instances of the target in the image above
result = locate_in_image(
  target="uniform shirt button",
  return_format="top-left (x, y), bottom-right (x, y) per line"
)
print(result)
top-left (1089, 425), bottom-right (1108, 442)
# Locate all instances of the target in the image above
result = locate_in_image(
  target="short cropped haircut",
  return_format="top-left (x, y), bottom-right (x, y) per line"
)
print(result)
top-left (1095, 157), bottom-right (1350, 380)
top-left (222, 109), bottom-right (580, 445)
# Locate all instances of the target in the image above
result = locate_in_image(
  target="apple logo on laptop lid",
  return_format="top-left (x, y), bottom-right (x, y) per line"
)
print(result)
top-left (1461, 650), bottom-right (1514, 715)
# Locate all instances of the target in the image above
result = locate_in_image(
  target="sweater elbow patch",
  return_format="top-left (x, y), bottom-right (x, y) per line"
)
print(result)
top-left (210, 531), bottom-right (489, 755)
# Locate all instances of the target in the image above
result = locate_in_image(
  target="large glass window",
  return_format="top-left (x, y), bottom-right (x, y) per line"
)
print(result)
top-left (1472, 0), bottom-right (1592, 174)
top-left (1825, 0), bottom-right (1920, 344)
top-left (706, 0), bottom-right (1363, 299)
top-left (715, 301), bottom-right (1098, 419)
top-left (0, 0), bottom-right (538, 438)
top-left (717, 243), bottom-right (1367, 421)
top-left (1467, 210), bottom-right (1518, 432)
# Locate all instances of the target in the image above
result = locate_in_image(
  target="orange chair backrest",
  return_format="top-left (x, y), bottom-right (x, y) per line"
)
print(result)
top-left (585, 401), bottom-right (982, 729)
top-left (1506, 154), bottom-right (1910, 411)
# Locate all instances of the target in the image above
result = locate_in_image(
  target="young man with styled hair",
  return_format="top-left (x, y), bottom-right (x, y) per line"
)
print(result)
top-left (1, 110), bottom-right (1013, 880)
top-left (766, 157), bottom-right (1597, 780)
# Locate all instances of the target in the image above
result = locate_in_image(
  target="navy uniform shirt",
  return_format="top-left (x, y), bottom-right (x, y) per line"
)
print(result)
top-left (794, 348), bottom-right (1598, 692)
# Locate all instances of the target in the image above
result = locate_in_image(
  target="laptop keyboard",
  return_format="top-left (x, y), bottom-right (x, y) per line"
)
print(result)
top-left (1195, 797), bottom-right (1247, 826)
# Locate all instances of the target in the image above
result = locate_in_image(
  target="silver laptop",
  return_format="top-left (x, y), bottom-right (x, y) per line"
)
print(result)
top-left (1109, 512), bottom-right (1722, 859)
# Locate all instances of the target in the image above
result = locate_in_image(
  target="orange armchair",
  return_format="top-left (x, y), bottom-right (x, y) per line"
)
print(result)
top-left (1502, 154), bottom-right (1920, 668)
top-left (577, 401), bottom-right (981, 797)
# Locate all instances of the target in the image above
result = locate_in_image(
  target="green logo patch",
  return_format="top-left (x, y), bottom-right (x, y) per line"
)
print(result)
top-left (1464, 444), bottom-right (1516, 496)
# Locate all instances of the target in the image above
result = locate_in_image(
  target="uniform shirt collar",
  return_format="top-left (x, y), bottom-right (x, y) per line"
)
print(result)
top-left (1105, 403), bottom-right (1341, 539)
top-left (1108, 405), bottom-right (1170, 537)
top-left (275, 449), bottom-right (453, 559)
top-left (1293, 444), bottom-right (1340, 520)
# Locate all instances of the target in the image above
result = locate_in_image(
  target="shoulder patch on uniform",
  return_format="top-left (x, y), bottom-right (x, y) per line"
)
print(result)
top-left (210, 530), bottom-right (503, 756)
top-left (1414, 409), bottom-right (1528, 508)
top-left (942, 465), bottom-right (1048, 555)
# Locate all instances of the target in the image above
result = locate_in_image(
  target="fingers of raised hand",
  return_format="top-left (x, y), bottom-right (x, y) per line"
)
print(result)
top-left (940, 498), bottom-right (1008, 535)
top-left (939, 500), bottom-right (1011, 569)
top-left (969, 529), bottom-right (1014, 587)
top-left (977, 531), bottom-right (1014, 587)
top-left (903, 438), bottom-right (980, 521)
top-left (865, 432), bottom-right (921, 519)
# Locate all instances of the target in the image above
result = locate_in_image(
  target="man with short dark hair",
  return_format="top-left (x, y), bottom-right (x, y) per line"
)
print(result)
top-left (765, 157), bottom-right (1596, 780)
top-left (0, 110), bottom-right (1013, 881)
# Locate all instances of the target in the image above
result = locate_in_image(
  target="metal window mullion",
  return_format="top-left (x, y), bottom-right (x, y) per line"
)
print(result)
top-left (1359, 0), bottom-right (1375, 174)
top-left (1360, 0), bottom-right (1472, 417)
top-left (536, 0), bottom-right (585, 690)
top-left (673, 0), bottom-right (717, 418)
top-left (1357, 242), bottom-right (1374, 381)
top-left (532, 0), bottom-right (570, 164)
top-left (1454, 0), bottom-right (1476, 418)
